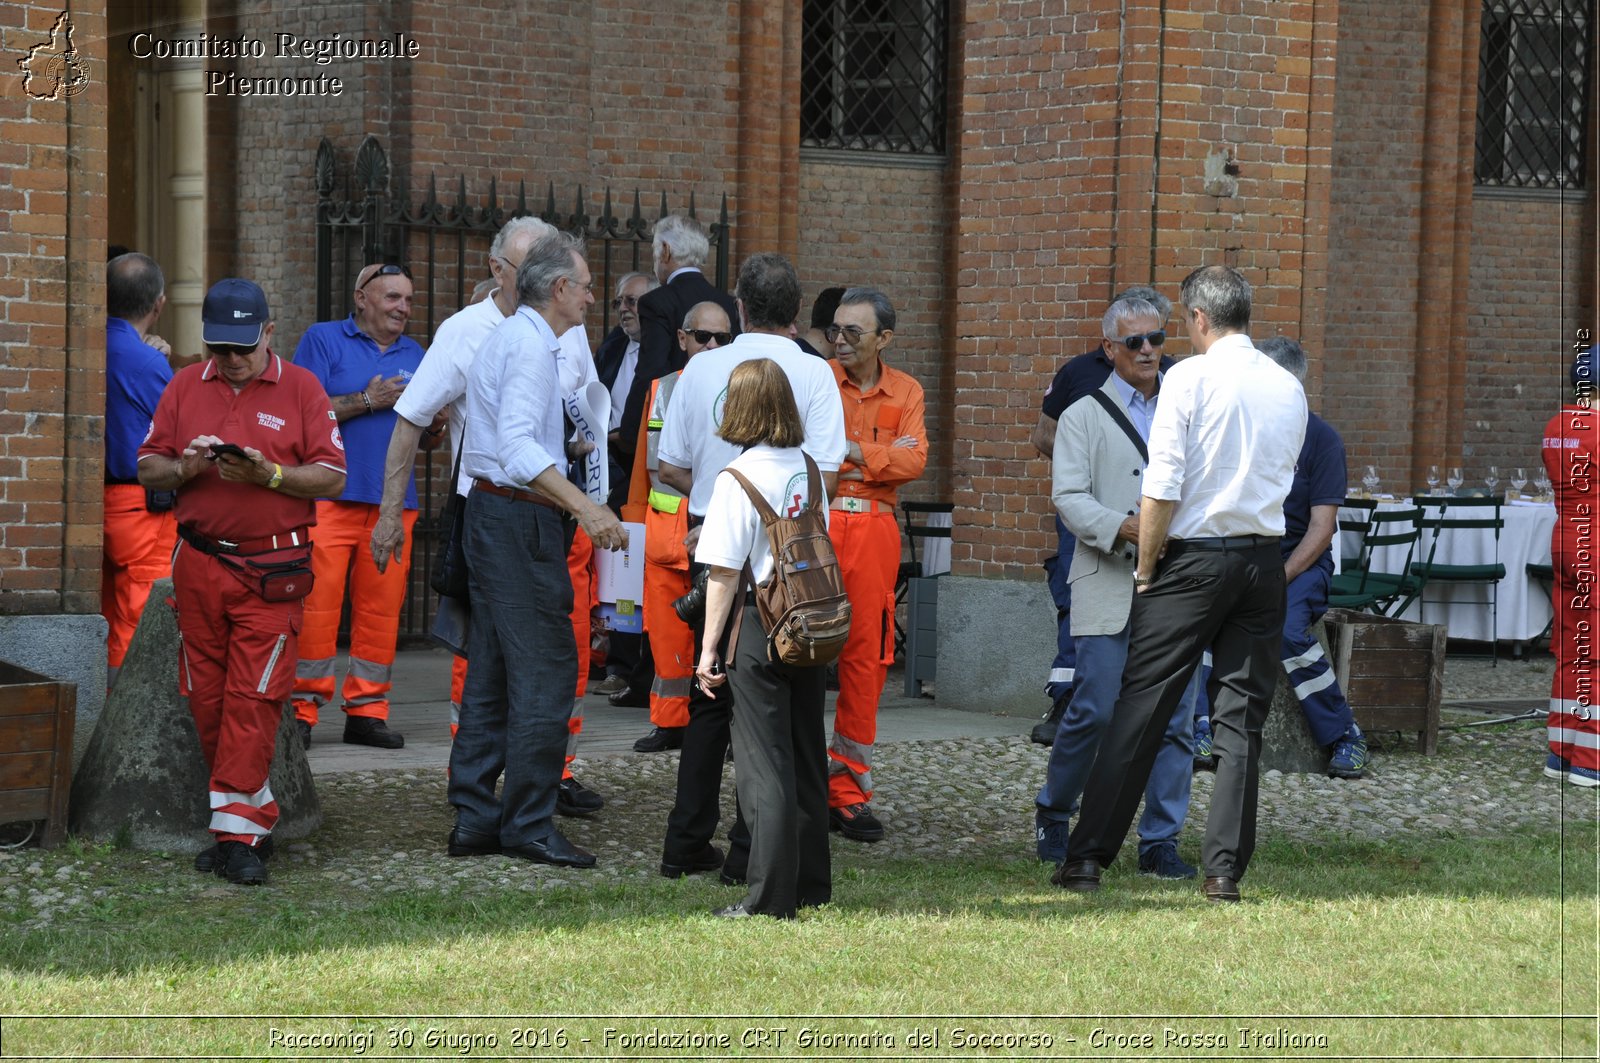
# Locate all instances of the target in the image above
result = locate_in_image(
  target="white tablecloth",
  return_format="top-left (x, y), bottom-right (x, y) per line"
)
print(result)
top-left (1337, 501), bottom-right (1556, 642)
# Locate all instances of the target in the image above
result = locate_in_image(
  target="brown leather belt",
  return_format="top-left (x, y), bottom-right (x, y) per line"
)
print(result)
top-left (179, 523), bottom-right (310, 556)
top-left (472, 478), bottom-right (561, 511)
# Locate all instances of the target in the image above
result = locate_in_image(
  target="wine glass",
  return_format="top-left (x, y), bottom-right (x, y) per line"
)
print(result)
top-left (1535, 469), bottom-right (1552, 501)
top-left (1446, 467), bottom-right (1464, 496)
top-left (1426, 465), bottom-right (1441, 494)
top-left (1361, 465), bottom-right (1380, 497)
top-left (1510, 467), bottom-right (1527, 498)
top-left (1484, 465), bottom-right (1499, 494)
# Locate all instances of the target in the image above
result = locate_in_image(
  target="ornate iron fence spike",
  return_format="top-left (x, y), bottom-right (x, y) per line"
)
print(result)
top-left (688, 190), bottom-right (697, 218)
top-left (515, 179), bottom-right (528, 215)
top-left (315, 138), bottom-right (336, 198)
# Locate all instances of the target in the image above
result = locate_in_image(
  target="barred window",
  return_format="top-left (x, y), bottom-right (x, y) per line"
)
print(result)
top-left (801, 0), bottom-right (948, 156)
top-left (1475, 0), bottom-right (1591, 190)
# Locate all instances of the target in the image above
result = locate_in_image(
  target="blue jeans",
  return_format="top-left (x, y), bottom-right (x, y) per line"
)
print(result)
top-left (1282, 559), bottom-right (1356, 747)
top-left (1043, 516), bottom-right (1076, 701)
top-left (448, 491), bottom-right (576, 846)
top-left (1036, 620), bottom-right (1199, 854)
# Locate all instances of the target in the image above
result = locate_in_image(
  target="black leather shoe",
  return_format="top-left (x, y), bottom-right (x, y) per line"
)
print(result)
top-left (502, 830), bottom-right (596, 869)
top-left (633, 726), bottom-right (685, 753)
top-left (1030, 693), bottom-right (1069, 746)
top-left (829, 802), bottom-right (885, 842)
top-left (343, 716), bottom-right (404, 749)
top-left (446, 827), bottom-right (501, 857)
top-left (660, 843), bottom-right (724, 879)
top-left (556, 777), bottom-right (605, 817)
top-left (608, 686), bottom-right (650, 708)
top-left (195, 836), bottom-right (274, 874)
top-left (1203, 875), bottom-right (1242, 903)
top-left (1051, 859), bottom-right (1102, 892)
top-left (712, 902), bottom-right (754, 919)
top-left (217, 840), bottom-right (269, 885)
top-left (719, 865), bottom-right (748, 887)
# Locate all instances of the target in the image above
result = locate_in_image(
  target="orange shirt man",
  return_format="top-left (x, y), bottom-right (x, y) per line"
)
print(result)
top-left (825, 287), bottom-right (927, 842)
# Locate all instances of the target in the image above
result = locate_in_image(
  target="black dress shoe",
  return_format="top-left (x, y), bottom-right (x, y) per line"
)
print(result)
top-left (502, 830), bottom-right (596, 869)
top-left (633, 726), bottom-right (685, 753)
top-left (1051, 858), bottom-right (1102, 892)
top-left (446, 827), bottom-right (501, 857)
top-left (660, 843), bottom-right (724, 879)
top-left (195, 836), bottom-right (274, 874)
top-left (712, 902), bottom-right (755, 919)
top-left (719, 866), bottom-right (747, 886)
top-left (608, 686), bottom-right (650, 708)
top-left (556, 777), bottom-right (605, 817)
top-left (343, 716), bottom-right (404, 749)
top-left (1203, 875), bottom-right (1242, 903)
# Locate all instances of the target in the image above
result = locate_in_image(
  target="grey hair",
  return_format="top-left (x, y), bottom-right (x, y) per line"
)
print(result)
top-left (516, 230), bottom-right (585, 308)
top-left (1111, 284), bottom-right (1171, 322)
top-left (682, 300), bottom-right (731, 330)
top-left (1101, 297), bottom-right (1162, 339)
top-left (652, 214), bottom-right (711, 269)
top-left (1180, 265), bottom-right (1252, 331)
top-left (614, 270), bottom-right (659, 299)
top-left (839, 286), bottom-right (896, 332)
top-left (735, 252), bottom-right (801, 331)
top-left (107, 252), bottom-right (165, 320)
top-left (491, 215), bottom-right (556, 260)
top-left (1257, 336), bottom-right (1307, 382)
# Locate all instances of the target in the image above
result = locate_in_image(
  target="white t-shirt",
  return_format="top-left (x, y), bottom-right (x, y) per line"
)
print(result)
top-left (695, 445), bottom-right (829, 585)
top-left (657, 332), bottom-right (847, 516)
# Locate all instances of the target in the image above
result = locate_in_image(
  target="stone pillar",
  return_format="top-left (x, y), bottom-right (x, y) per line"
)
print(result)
top-left (69, 580), bottom-right (321, 852)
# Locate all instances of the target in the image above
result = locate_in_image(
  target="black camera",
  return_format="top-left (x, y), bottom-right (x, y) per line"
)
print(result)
top-left (673, 568), bottom-right (709, 625)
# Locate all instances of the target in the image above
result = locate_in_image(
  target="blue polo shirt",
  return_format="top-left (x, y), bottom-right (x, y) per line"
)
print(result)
top-left (106, 317), bottom-right (173, 481)
top-left (1041, 347), bottom-right (1177, 419)
top-left (292, 315), bottom-right (426, 508)
top-left (1282, 411), bottom-right (1347, 566)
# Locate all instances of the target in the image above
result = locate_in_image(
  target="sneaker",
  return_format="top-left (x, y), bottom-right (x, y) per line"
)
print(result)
top-left (217, 840), bottom-right (268, 885)
top-left (1137, 842), bottom-right (1197, 880)
top-left (194, 835), bottom-right (274, 874)
top-left (343, 716), bottom-right (404, 749)
top-left (1545, 752), bottom-right (1571, 780)
top-left (592, 674), bottom-right (628, 696)
top-left (1570, 764), bottom-right (1600, 788)
top-left (633, 726), bottom-right (685, 753)
top-left (556, 777), bottom-right (605, 817)
top-left (829, 802), bottom-right (885, 842)
top-left (1034, 810), bottom-right (1070, 864)
top-left (1328, 729), bottom-right (1369, 779)
top-left (1193, 718), bottom-right (1215, 772)
top-left (1030, 694), bottom-right (1069, 746)
top-left (295, 719), bottom-right (312, 750)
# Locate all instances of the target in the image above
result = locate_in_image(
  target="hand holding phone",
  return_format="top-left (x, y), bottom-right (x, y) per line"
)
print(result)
top-left (208, 442), bottom-right (248, 461)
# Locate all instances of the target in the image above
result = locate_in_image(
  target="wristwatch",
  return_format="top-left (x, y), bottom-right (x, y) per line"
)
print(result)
top-left (265, 463), bottom-right (284, 491)
top-left (1132, 573), bottom-right (1155, 587)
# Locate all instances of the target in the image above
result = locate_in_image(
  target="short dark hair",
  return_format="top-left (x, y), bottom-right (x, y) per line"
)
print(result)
top-left (809, 286), bottom-right (847, 330)
top-left (717, 358), bottom-right (804, 448)
top-left (735, 253), bottom-right (801, 331)
top-left (107, 253), bottom-right (164, 321)
top-left (1180, 265), bottom-right (1251, 332)
top-left (838, 286), bottom-right (896, 332)
top-left (1257, 335), bottom-right (1307, 382)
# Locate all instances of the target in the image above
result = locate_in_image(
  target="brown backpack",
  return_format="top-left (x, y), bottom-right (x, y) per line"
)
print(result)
top-left (724, 453), bottom-right (853, 667)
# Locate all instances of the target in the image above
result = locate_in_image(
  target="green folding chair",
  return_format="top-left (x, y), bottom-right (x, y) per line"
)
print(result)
top-left (1329, 505), bottom-right (1423, 615)
top-left (1409, 494), bottom-right (1506, 664)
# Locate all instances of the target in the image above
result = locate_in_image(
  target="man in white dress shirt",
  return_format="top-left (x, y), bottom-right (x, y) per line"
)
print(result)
top-left (1058, 265), bottom-right (1306, 904)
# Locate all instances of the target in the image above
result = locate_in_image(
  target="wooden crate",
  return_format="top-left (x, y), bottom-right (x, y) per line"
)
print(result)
top-left (0, 659), bottom-right (76, 848)
top-left (1322, 609), bottom-right (1445, 754)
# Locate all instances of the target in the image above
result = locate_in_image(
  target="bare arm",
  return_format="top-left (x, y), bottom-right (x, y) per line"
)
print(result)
top-left (138, 435), bottom-right (344, 499)
top-left (370, 414), bottom-right (429, 572)
top-left (659, 460), bottom-right (693, 497)
top-left (1134, 496), bottom-right (1177, 591)
top-left (329, 374), bottom-right (407, 422)
top-left (1283, 503), bottom-right (1337, 584)
top-left (693, 565), bottom-right (741, 699)
top-left (1030, 413), bottom-right (1058, 458)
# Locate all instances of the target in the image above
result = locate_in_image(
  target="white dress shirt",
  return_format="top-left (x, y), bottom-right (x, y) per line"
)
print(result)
top-left (608, 339), bottom-right (639, 431)
top-left (1143, 333), bottom-right (1307, 539)
top-left (461, 305), bottom-right (568, 490)
top-left (657, 332), bottom-right (848, 517)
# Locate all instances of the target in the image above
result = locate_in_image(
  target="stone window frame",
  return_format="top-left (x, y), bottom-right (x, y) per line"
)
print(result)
top-left (800, 0), bottom-right (948, 157)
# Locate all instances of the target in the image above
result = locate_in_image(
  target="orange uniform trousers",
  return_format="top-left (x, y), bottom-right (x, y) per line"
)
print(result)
top-left (826, 509), bottom-right (900, 808)
top-left (292, 501), bottom-right (417, 727)
top-left (172, 542), bottom-right (299, 844)
top-left (448, 524), bottom-right (593, 782)
top-left (642, 503), bottom-right (692, 729)
top-left (102, 483), bottom-right (177, 670)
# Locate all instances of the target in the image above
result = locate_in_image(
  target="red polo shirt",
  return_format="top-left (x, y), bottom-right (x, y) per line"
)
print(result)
top-left (138, 352), bottom-right (346, 540)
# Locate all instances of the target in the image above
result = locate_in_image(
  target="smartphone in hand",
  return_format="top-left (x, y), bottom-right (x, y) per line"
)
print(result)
top-left (208, 442), bottom-right (248, 461)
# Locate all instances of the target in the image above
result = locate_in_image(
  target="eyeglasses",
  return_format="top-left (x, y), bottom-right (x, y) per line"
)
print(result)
top-left (685, 329), bottom-right (732, 346)
top-left (825, 324), bottom-right (878, 344)
top-left (1113, 329), bottom-right (1166, 351)
top-left (206, 344), bottom-right (256, 359)
top-left (359, 263), bottom-right (412, 289)
top-left (612, 295), bottom-right (640, 310)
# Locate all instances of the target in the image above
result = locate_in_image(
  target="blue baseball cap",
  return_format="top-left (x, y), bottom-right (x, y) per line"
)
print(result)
top-left (1573, 343), bottom-right (1597, 395)
top-left (201, 277), bottom-right (270, 347)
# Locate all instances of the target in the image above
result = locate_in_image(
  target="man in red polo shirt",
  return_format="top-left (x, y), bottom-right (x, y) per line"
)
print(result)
top-left (138, 278), bottom-right (346, 886)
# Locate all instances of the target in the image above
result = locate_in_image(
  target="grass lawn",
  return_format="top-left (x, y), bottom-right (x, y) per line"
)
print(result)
top-left (1, 826), bottom-right (1595, 1060)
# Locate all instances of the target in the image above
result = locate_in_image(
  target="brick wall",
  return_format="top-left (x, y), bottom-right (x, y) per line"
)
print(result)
top-left (0, 2), bottom-right (106, 615)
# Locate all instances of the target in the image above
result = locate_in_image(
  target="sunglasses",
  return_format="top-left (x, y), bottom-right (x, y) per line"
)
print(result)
top-left (825, 324), bottom-right (878, 344)
top-left (1115, 329), bottom-right (1165, 351)
top-left (685, 329), bottom-right (732, 346)
top-left (359, 263), bottom-right (413, 289)
top-left (206, 344), bottom-right (257, 358)
top-left (612, 295), bottom-right (640, 310)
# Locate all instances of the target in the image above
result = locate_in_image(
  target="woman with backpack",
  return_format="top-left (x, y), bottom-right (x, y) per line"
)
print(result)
top-left (692, 357), bottom-right (835, 919)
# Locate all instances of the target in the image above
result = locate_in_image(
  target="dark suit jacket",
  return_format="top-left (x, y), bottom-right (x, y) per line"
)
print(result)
top-left (617, 269), bottom-right (739, 477)
top-left (594, 325), bottom-right (631, 393)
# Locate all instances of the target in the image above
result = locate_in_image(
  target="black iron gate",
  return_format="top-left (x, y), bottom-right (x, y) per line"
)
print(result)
top-left (313, 134), bottom-right (732, 640)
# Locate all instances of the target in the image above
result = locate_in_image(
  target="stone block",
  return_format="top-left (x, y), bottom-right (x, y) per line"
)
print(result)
top-left (0, 611), bottom-right (105, 767)
top-left (935, 574), bottom-right (1057, 715)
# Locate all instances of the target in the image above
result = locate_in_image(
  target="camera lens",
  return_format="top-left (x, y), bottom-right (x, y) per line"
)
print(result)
top-left (673, 569), bottom-right (709, 625)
